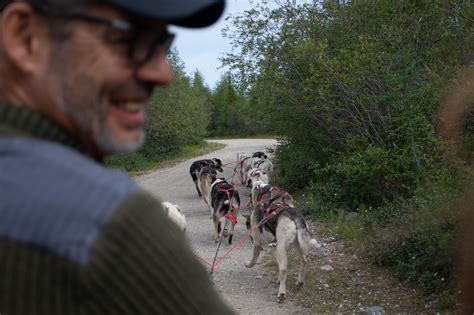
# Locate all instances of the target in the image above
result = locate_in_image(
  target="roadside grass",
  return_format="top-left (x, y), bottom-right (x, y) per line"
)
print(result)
top-left (105, 141), bottom-right (225, 174)
top-left (261, 223), bottom-right (428, 314)
top-left (207, 134), bottom-right (278, 140)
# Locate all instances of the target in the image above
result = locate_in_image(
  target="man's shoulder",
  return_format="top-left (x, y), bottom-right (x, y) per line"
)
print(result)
top-left (1, 137), bottom-right (136, 191)
top-left (0, 137), bottom-right (144, 264)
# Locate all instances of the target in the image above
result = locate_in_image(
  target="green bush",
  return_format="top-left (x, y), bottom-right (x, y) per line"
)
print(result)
top-left (364, 169), bottom-right (467, 308)
top-left (368, 205), bottom-right (461, 308)
top-left (222, 0), bottom-right (472, 308)
top-left (273, 140), bottom-right (324, 191)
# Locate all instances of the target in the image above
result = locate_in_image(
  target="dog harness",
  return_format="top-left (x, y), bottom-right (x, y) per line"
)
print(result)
top-left (253, 159), bottom-right (266, 168)
top-left (260, 202), bottom-right (287, 221)
top-left (257, 186), bottom-right (287, 204)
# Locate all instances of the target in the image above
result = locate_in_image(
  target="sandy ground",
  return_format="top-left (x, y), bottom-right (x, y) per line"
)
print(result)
top-left (135, 139), bottom-right (311, 314)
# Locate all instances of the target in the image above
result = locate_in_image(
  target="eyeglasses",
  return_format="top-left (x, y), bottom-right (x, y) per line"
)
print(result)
top-left (30, 3), bottom-right (175, 64)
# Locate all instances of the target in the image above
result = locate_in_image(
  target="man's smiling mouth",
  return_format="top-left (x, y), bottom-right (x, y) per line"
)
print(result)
top-left (114, 101), bottom-right (145, 113)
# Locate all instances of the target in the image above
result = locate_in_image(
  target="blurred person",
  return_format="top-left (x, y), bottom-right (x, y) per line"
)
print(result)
top-left (461, 186), bottom-right (474, 314)
top-left (0, 0), bottom-right (234, 314)
top-left (437, 65), bottom-right (474, 314)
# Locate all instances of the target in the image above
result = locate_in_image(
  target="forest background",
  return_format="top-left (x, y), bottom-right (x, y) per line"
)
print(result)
top-left (107, 0), bottom-right (473, 310)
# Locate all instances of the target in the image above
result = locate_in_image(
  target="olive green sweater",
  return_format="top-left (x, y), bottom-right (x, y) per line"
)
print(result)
top-left (0, 103), bottom-right (234, 314)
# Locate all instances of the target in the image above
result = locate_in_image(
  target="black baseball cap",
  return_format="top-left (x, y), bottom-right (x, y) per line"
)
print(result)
top-left (102, 0), bottom-right (225, 28)
top-left (0, 0), bottom-right (226, 28)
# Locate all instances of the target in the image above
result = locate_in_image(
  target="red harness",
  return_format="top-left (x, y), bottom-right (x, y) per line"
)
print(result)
top-left (255, 186), bottom-right (290, 220)
top-left (258, 186), bottom-right (287, 203)
top-left (260, 202), bottom-right (287, 220)
top-left (215, 182), bottom-right (239, 222)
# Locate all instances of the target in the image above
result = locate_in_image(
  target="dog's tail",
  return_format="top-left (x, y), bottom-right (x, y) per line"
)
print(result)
top-left (296, 218), bottom-right (321, 253)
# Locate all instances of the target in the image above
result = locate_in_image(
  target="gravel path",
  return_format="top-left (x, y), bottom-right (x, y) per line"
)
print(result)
top-left (135, 139), bottom-right (309, 314)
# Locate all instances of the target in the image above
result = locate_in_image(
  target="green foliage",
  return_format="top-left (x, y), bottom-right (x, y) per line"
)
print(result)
top-left (224, 0), bottom-right (472, 206)
top-left (273, 140), bottom-right (324, 191)
top-left (366, 181), bottom-right (466, 308)
top-left (208, 74), bottom-right (262, 136)
top-left (223, 0), bottom-right (473, 308)
top-left (105, 152), bottom-right (158, 172)
top-left (142, 50), bottom-right (210, 157)
top-left (105, 141), bottom-right (224, 173)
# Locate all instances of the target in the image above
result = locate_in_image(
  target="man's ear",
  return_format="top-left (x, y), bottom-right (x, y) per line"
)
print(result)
top-left (0, 2), bottom-right (49, 73)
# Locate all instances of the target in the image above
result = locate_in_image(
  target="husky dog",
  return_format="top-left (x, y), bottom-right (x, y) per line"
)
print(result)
top-left (251, 182), bottom-right (295, 208)
top-left (237, 151), bottom-right (269, 185)
top-left (246, 168), bottom-right (269, 188)
top-left (252, 151), bottom-right (267, 159)
top-left (189, 158), bottom-right (223, 197)
top-left (236, 153), bottom-right (252, 185)
top-left (245, 202), bottom-right (320, 303)
top-left (198, 166), bottom-right (218, 213)
top-left (251, 157), bottom-right (273, 183)
top-left (210, 178), bottom-right (240, 244)
top-left (161, 202), bottom-right (186, 232)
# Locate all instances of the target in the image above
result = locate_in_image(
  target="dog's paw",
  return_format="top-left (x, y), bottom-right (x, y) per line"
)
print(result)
top-left (222, 229), bottom-right (229, 238)
top-left (277, 293), bottom-right (286, 303)
top-left (310, 239), bottom-right (321, 249)
top-left (296, 281), bottom-right (304, 289)
top-left (268, 242), bottom-right (277, 247)
top-left (244, 261), bottom-right (254, 268)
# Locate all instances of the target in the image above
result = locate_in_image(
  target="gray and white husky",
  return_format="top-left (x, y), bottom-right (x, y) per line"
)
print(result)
top-left (245, 201), bottom-right (320, 303)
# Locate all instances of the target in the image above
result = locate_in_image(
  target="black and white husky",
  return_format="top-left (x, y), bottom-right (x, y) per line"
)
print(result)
top-left (210, 178), bottom-right (240, 244)
top-left (245, 201), bottom-right (320, 303)
top-left (189, 158), bottom-right (223, 197)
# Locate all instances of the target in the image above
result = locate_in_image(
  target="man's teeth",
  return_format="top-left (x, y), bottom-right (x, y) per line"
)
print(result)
top-left (117, 102), bottom-right (143, 112)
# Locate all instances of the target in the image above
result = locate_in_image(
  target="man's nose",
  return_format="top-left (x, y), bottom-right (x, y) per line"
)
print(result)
top-left (135, 52), bottom-right (174, 86)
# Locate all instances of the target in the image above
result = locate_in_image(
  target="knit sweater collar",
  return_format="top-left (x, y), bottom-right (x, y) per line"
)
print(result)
top-left (0, 102), bottom-right (96, 159)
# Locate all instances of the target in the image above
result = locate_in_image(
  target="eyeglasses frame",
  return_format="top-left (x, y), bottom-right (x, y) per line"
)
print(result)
top-left (28, 2), bottom-right (175, 64)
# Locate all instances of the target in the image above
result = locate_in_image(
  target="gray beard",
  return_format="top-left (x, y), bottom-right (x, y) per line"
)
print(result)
top-left (98, 128), bottom-right (145, 155)
top-left (53, 73), bottom-right (146, 156)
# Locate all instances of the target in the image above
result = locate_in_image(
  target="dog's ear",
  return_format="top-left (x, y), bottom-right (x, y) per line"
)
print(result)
top-left (241, 213), bottom-right (250, 219)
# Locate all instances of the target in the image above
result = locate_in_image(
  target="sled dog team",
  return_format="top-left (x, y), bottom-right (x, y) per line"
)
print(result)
top-left (163, 151), bottom-right (321, 303)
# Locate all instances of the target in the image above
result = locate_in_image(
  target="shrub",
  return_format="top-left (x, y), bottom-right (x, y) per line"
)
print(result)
top-left (365, 170), bottom-right (467, 309)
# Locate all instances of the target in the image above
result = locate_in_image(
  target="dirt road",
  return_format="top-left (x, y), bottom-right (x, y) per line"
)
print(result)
top-left (136, 139), bottom-right (310, 314)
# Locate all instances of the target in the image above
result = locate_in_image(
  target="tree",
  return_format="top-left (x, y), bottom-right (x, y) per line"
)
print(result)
top-left (141, 49), bottom-right (210, 157)
top-left (209, 74), bottom-right (249, 136)
top-left (222, 0), bottom-right (473, 205)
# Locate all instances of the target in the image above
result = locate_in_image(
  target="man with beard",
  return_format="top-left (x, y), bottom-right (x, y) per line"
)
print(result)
top-left (0, 0), bottom-right (233, 314)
